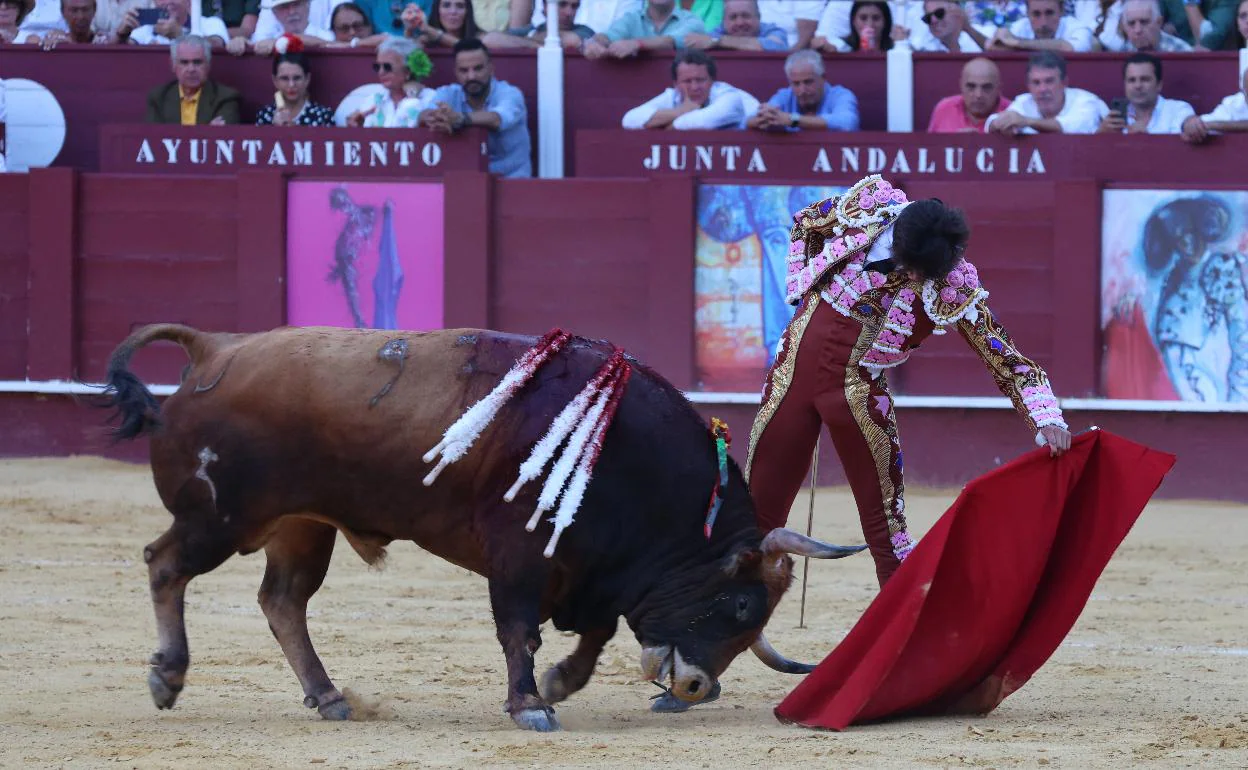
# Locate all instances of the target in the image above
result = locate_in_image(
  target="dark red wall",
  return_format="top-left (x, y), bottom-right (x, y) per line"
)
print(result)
top-left (0, 174), bottom-right (28, 379)
top-left (1, 167), bottom-right (1246, 503)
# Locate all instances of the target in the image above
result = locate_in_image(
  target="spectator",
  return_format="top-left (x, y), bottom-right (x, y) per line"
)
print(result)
top-left (813, 0), bottom-right (897, 51)
top-left (1105, 0), bottom-right (1192, 49)
top-left (325, 1), bottom-right (387, 46)
top-left (347, 36), bottom-right (438, 126)
top-left (256, 50), bottom-right (335, 125)
top-left (986, 50), bottom-right (1108, 134)
top-left (18, 0), bottom-right (100, 45)
top-left (235, 0), bottom-right (332, 54)
top-left (748, 49), bottom-right (860, 132)
top-left (1092, 0), bottom-right (1127, 48)
top-left (125, 0), bottom-right (228, 44)
top-left (405, 0), bottom-right (479, 47)
top-left (11, 0), bottom-right (65, 37)
top-left (209, 0), bottom-right (258, 39)
top-left (1181, 67), bottom-right (1248, 142)
top-left (146, 34), bottom-right (241, 124)
top-left (908, 0), bottom-right (991, 51)
top-left (0, 0), bottom-right (33, 42)
top-left (1159, 0), bottom-right (1236, 50)
top-left (521, 0), bottom-right (639, 37)
top-left (93, 0), bottom-right (155, 44)
top-left (989, 0), bottom-right (1097, 50)
top-left (814, 0), bottom-right (904, 50)
top-left (758, 0), bottom-right (822, 49)
top-left (683, 0), bottom-right (788, 52)
top-left (419, 38), bottom-right (531, 177)
top-left (582, 0), bottom-right (704, 58)
top-left (1096, 53), bottom-right (1194, 133)
top-left (622, 48), bottom-right (755, 130)
top-left (256, 0), bottom-right (372, 40)
top-left (482, 0), bottom-right (593, 49)
top-left (964, 0), bottom-right (1027, 35)
top-left (1229, 0), bottom-right (1245, 46)
top-left (927, 56), bottom-right (1011, 132)
top-left (681, 0), bottom-right (720, 30)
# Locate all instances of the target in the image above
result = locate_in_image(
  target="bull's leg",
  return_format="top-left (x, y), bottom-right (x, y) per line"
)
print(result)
top-left (487, 575), bottom-right (560, 732)
top-left (539, 622), bottom-right (617, 705)
top-left (144, 521), bottom-right (236, 711)
top-left (257, 518), bottom-right (350, 721)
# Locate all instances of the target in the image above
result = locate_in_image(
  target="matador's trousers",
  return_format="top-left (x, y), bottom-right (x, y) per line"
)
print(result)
top-left (746, 294), bottom-right (911, 587)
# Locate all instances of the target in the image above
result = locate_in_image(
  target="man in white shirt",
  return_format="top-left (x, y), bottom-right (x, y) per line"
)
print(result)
top-left (127, 0), bottom-right (228, 44)
top-left (252, 0), bottom-right (343, 41)
top-left (621, 48), bottom-right (757, 130)
top-left (986, 50), bottom-right (1109, 135)
top-left (1181, 67), bottom-right (1248, 144)
top-left (758, 0), bottom-right (822, 49)
top-left (989, 0), bottom-right (1096, 51)
top-left (227, 0), bottom-right (331, 54)
top-left (1096, 53), bottom-right (1194, 134)
top-left (1105, 0), bottom-right (1193, 51)
top-left (906, 0), bottom-right (989, 52)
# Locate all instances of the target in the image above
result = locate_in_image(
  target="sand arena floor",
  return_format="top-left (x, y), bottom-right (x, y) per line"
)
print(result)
top-left (0, 456), bottom-right (1245, 769)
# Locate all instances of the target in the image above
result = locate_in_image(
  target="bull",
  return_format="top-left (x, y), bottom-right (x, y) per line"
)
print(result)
top-left (101, 323), bottom-right (864, 731)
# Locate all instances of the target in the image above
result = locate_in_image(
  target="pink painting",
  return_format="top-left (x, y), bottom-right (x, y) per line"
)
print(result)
top-left (286, 181), bottom-right (445, 331)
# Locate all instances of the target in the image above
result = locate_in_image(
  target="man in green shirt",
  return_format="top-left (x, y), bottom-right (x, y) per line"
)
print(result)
top-left (582, 0), bottom-right (705, 57)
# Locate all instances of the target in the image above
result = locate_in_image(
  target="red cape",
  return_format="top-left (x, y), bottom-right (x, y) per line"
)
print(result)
top-left (774, 429), bottom-right (1176, 730)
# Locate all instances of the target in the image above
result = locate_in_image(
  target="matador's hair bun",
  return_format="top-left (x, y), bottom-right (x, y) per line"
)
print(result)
top-left (891, 199), bottom-right (969, 280)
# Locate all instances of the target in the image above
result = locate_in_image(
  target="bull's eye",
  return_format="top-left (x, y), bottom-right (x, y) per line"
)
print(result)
top-left (735, 595), bottom-right (751, 622)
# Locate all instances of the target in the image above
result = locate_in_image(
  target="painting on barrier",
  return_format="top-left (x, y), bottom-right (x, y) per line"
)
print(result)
top-left (694, 183), bottom-right (848, 392)
top-left (286, 181), bottom-right (445, 330)
top-left (1101, 189), bottom-right (1248, 403)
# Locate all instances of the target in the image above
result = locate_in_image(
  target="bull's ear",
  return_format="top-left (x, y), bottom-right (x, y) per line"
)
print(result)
top-left (723, 547), bottom-right (763, 577)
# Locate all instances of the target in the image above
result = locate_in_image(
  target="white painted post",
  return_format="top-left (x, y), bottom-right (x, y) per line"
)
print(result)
top-left (190, 0), bottom-right (203, 35)
top-left (1239, 47), bottom-right (1248, 84)
top-left (886, 45), bottom-right (914, 132)
top-left (536, 0), bottom-right (565, 178)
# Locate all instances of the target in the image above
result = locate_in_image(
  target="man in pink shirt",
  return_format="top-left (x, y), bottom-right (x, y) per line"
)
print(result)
top-left (927, 57), bottom-right (1011, 133)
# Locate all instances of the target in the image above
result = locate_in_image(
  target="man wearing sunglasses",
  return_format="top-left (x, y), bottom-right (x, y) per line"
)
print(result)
top-left (988, 0), bottom-right (1096, 52)
top-left (907, 0), bottom-right (990, 51)
top-left (985, 50), bottom-right (1108, 135)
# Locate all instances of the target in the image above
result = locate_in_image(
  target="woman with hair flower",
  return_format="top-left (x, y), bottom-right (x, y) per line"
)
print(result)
top-left (346, 36), bottom-right (438, 127)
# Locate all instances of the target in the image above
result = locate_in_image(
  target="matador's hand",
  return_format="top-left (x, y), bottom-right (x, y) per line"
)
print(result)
top-left (1038, 425), bottom-right (1071, 457)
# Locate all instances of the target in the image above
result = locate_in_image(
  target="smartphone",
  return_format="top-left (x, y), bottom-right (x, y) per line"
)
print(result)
top-left (1109, 97), bottom-right (1129, 116)
top-left (136, 7), bottom-right (167, 25)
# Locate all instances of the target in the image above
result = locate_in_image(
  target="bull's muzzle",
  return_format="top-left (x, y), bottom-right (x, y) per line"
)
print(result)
top-left (640, 645), bottom-right (714, 703)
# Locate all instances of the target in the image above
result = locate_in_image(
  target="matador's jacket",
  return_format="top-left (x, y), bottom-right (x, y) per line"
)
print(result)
top-left (743, 174), bottom-right (1068, 586)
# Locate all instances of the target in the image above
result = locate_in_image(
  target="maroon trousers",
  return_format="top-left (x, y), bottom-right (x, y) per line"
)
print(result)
top-left (746, 295), bottom-right (911, 587)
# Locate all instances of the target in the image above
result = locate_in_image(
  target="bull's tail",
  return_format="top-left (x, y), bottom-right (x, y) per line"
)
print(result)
top-left (99, 324), bottom-right (219, 441)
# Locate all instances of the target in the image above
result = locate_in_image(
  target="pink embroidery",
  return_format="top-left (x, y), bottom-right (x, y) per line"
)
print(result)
top-left (939, 286), bottom-right (960, 304)
top-left (789, 240), bottom-right (805, 256)
top-left (858, 192), bottom-right (876, 210)
top-left (945, 270), bottom-right (965, 289)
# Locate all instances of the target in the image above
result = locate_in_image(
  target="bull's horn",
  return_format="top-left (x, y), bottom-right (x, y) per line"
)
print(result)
top-left (750, 631), bottom-right (816, 674)
top-left (760, 528), bottom-right (869, 559)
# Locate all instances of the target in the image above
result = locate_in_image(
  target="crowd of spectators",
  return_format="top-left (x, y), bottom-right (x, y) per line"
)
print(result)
top-left (2, 0), bottom-right (1248, 175)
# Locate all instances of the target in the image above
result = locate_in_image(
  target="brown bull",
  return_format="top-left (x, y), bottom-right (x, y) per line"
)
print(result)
top-left (102, 323), bottom-right (864, 731)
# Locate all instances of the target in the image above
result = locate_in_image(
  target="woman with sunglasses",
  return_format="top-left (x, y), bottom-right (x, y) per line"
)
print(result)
top-left (256, 50), bottom-right (335, 126)
top-left (325, 2), bottom-right (387, 47)
top-left (346, 37), bottom-right (438, 127)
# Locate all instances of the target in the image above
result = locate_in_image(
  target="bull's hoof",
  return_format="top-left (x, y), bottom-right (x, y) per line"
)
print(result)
top-left (148, 669), bottom-right (182, 710)
top-left (511, 707), bottom-right (561, 732)
top-left (538, 665), bottom-right (571, 705)
top-left (650, 680), bottom-right (721, 714)
top-left (317, 697), bottom-right (353, 721)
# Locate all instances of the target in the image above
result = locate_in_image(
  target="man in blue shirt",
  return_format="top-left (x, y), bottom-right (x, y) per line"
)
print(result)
top-left (747, 49), bottom-right (859, 132)
top-left (419, 38), bottom-right (533, 178)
